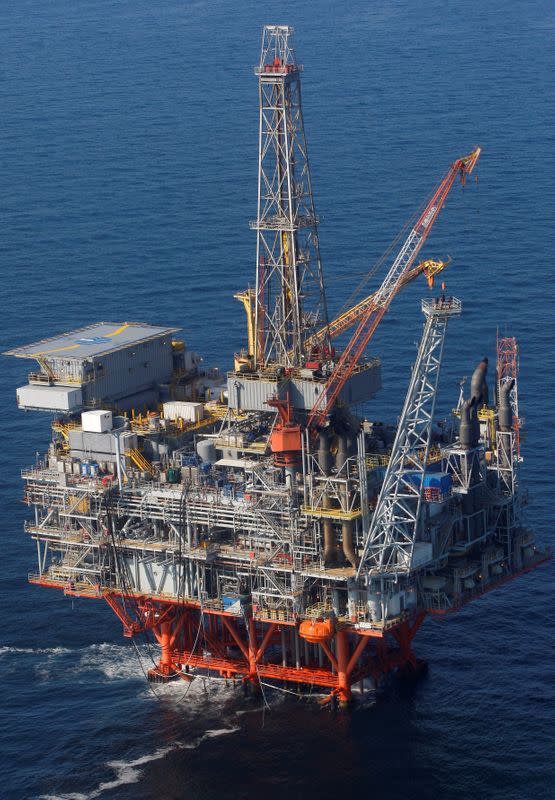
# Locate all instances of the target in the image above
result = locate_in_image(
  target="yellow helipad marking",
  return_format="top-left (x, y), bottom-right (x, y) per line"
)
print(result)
top-left (31, 344), bottom-right (81, 356)
top-left (31, 323), bottom-right (129, 356)
top-left (106, 323), bottom-right (129, 336)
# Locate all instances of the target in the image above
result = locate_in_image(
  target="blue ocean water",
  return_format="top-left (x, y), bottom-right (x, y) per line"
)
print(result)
top-left (1, 1), bottom-right (554, 798)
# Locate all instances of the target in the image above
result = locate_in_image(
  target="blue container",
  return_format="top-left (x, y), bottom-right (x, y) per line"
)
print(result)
top-left (80, 462), bottom-right (90, 477)
top-left (405, 471), bottom-right (423, 488)
top-left (423, 472), bottom-right (452, 493)
top-left (89, 462), bottom-right (98, 477)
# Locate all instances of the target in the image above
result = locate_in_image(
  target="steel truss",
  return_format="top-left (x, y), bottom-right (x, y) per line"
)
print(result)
top-left (252, 25), bottom-right (328, 368)
top-left (98, 595), bottom-right (427, 704)
top-left (357, 298), bottom-right (461, 575)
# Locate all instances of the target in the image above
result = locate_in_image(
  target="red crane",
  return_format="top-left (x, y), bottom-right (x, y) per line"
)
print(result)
top-left (306, 147), bottom-right (481, 431)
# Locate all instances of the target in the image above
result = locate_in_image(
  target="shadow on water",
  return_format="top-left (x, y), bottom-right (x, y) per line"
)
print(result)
top-left (104, 679), bottom-right (447, 800)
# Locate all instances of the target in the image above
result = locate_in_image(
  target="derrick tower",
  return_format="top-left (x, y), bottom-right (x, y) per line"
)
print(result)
top-left (252, 25), bottom-right (329, 369)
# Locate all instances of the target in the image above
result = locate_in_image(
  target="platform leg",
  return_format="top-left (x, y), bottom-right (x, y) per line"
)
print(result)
top-left (336, 630), bottom-right (352, 707)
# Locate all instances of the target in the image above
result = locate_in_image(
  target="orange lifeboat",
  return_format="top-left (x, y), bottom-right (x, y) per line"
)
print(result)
top-left (299, 617), bottom-right (334, 644)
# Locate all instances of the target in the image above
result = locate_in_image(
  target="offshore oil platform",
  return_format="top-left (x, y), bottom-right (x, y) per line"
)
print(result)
top-left (7, 26), bottom-right (549, 706)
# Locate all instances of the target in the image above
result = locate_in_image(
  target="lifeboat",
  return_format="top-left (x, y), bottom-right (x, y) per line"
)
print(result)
top-left (299, 617), bottom-right (334, 644)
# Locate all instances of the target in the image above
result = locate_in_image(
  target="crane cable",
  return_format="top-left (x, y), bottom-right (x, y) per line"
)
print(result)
top-left (334, 169), bottom-right (454, 320)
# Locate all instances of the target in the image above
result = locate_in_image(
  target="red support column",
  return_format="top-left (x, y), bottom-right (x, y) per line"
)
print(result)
top-left (336, 629), bottom-right (351, 706)
top-left (247, 617), bottom-right (259, 686)
top-left (159, 621), bottom-right (174, 674)
top-left (390, 612), bottom-right (426, 673)
top-left (255, 622), bottom-right (276, 661)
top-left (149, 617), bottom-right (178, 682)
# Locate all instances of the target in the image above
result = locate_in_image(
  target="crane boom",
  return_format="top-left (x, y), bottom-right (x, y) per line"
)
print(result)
top-left (306, 147), bottom-right (481, 431)
top-left (307, 258), bottom-right (450, 350)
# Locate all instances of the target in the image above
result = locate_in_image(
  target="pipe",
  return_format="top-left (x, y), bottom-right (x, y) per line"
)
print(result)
top-left (335, 435), bottom-right (348, 476)
top-left (342, 521), bottom-right (358, 568)
top-left (319, 428), bottom-right (336, 565)
top-left (285, 465), bottom-right (296, 494)
top-left (317, 429), bottom-right (332, 474)
top-left (498, 378), bottom-right (515, 432)
top-left (323, 518), bottom-right (336, 566)
top-left (471, 357), bottom-right (489, 407)
top-left (459, 396), bottom-right (482, 450)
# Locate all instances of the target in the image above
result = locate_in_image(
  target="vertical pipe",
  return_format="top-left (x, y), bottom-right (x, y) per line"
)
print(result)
top-left (323, 518), bottom-right (335, 566)
top-left (248, 617), bottom-right (258, 680)
top-left (342, 520), bottom-right (358, 568)
top-left (335, 435), bottom-right (348, 476)
top-left (42, 541), bottom-right (49, 574)
top-left (281, 626), bottom-right (287, 667)
top-left (114, 431), bottom-right (123, 491)
top-left (319, 429), bottom-right (336, 565)
top-left (158, 621), bottom-right (173, 676)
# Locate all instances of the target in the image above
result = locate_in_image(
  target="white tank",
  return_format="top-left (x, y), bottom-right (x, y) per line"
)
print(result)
top-left (367, 592), bottom-right (382, 622)
top-left (386, 592), bottom-right (401, 618)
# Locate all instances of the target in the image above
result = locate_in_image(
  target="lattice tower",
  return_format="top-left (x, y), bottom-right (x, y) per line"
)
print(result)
top-left (252, 26), bottom-right (329, 369)
top-left (357, 297), bottom-right (462, 576)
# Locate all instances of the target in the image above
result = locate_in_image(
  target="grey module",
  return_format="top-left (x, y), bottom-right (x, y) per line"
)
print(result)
top-left (6, 321), bottom-right (180, 409)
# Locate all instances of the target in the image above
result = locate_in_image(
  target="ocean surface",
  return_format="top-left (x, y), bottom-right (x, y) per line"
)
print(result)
top-left (1, 1), bottom-right (554, 798)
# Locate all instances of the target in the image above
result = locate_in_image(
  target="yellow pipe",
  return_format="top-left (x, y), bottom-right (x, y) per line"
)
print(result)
top-left (234, 289), bottom-right (256, 356)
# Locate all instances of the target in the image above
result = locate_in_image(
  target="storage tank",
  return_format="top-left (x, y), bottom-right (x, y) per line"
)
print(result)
top-left (367, 592), bottom-right (382, 622)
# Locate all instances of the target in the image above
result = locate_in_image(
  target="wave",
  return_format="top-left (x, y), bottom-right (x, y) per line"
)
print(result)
top-left (37, 727), bottom-right (240, 800)
top-left (137, 672), bottom-right (238, 702)
top-left (0, 645), bottom-right (72, 657)
top-left (12, 641), bottom-right (149, 684)
top-left (74, 642), bottom-right (150, 682)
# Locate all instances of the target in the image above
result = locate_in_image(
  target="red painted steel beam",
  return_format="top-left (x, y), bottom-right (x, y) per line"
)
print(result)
top-left (346, 635), bottom-right (369, 676)
top-left (255, 622), bottom-right (277, 662)
top-left (221, 616), bottom-right (250, 661)
top-left (320, 640), bottom-right (338, 672)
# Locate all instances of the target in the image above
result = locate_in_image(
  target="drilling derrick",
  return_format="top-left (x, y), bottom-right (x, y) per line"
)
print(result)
top-left (252, 25), bottom-right (329, 369)
top-left (231, 27), bottom-right (381, 417)
top-left (7, 26), bottom-right (549, 710)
